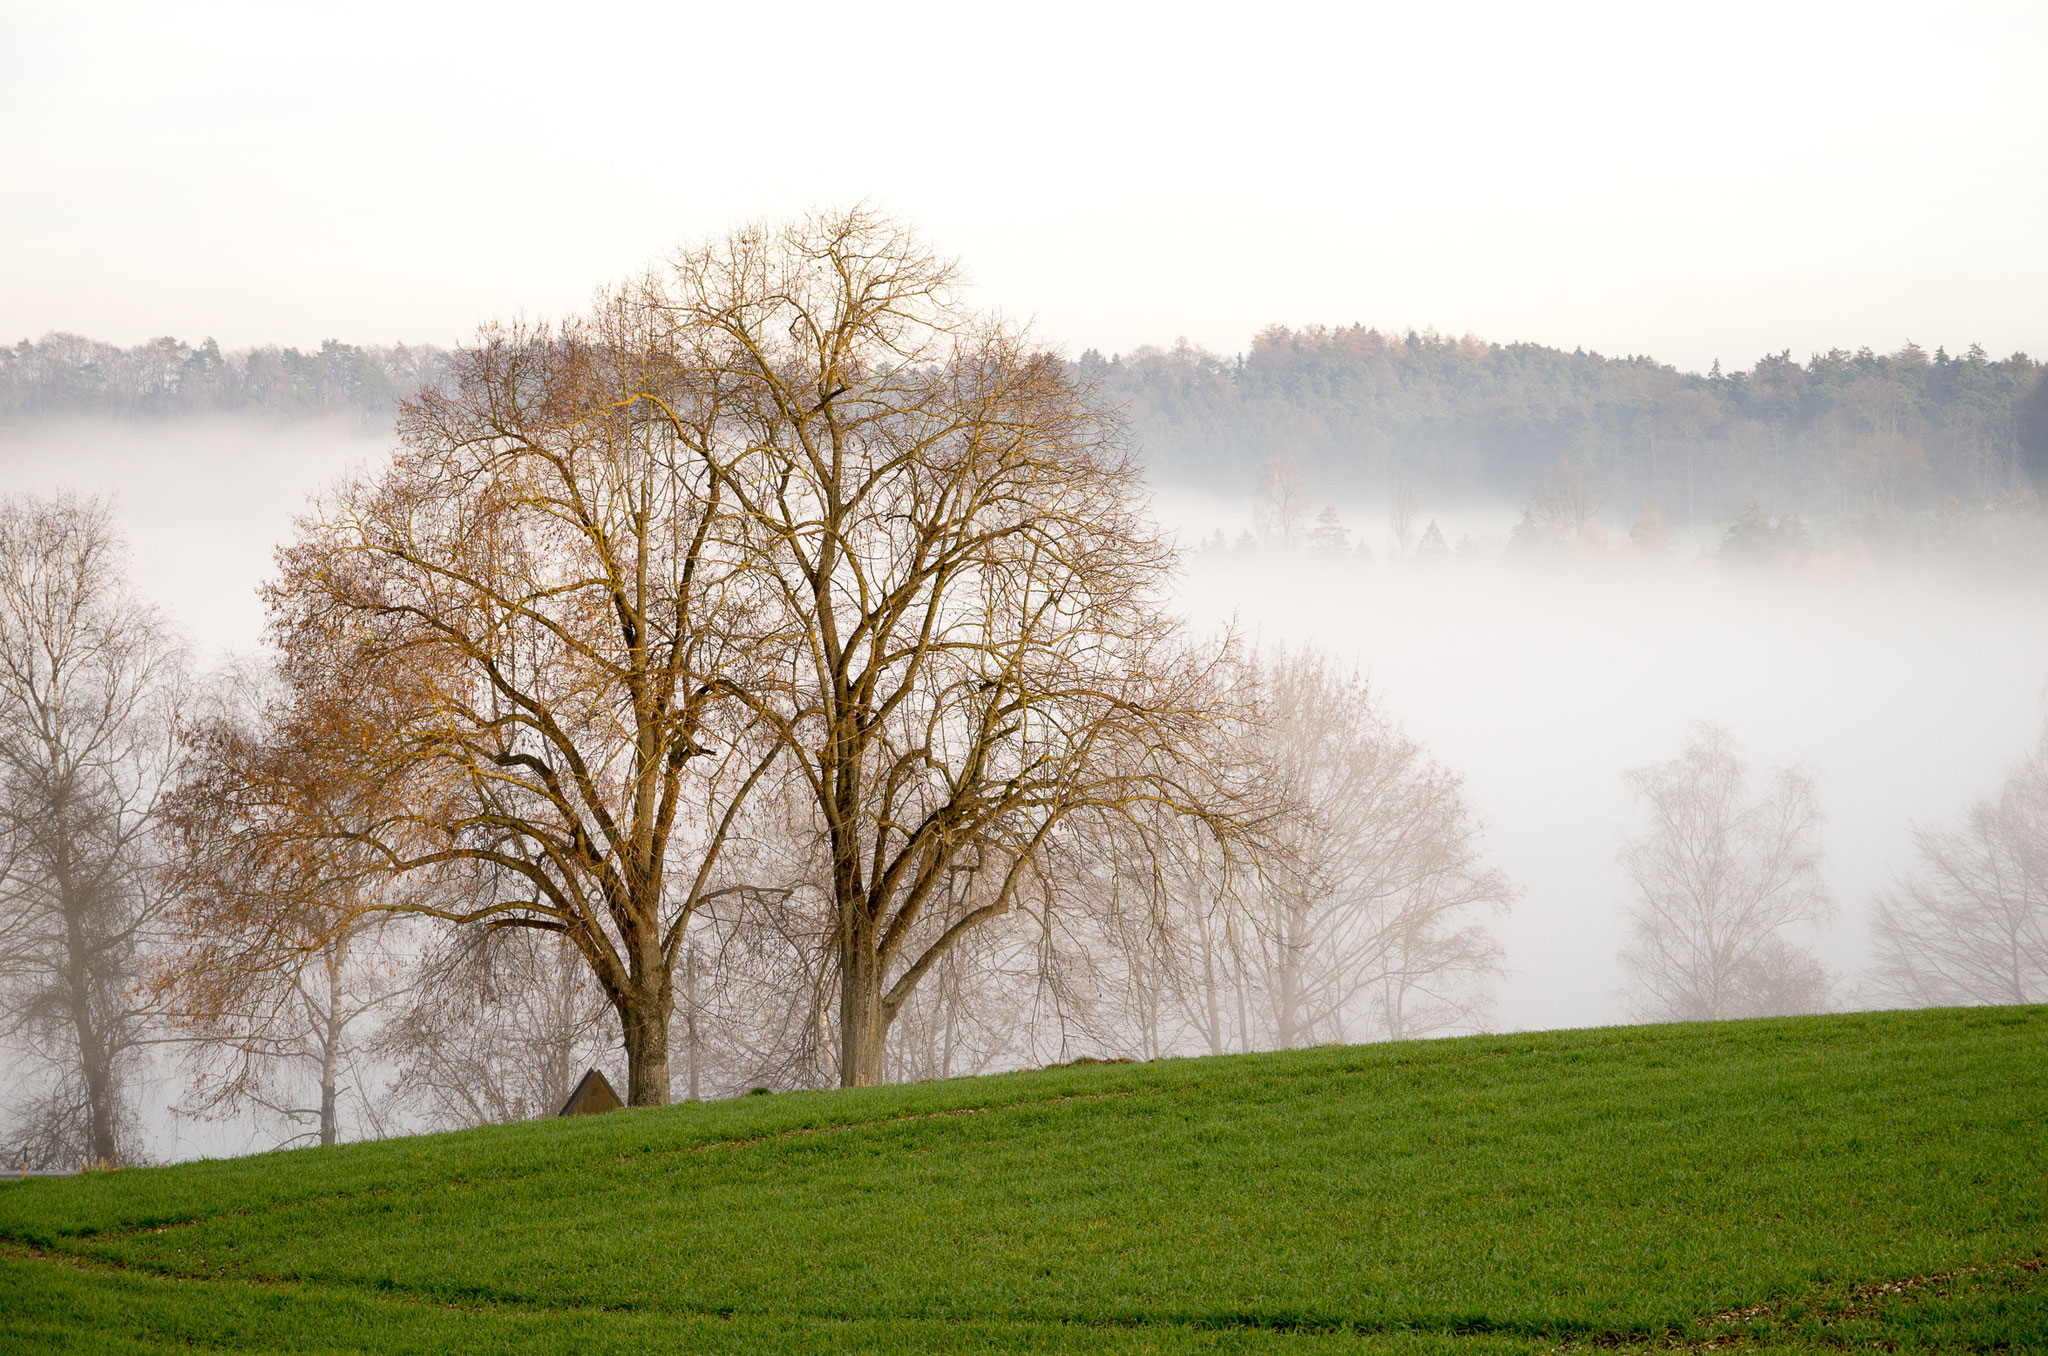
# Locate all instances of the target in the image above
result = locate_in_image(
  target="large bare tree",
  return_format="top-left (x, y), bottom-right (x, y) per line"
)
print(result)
top-left (1869, 720), bottom-right (2047, 1007)
top-left (0, 494), bottom-right (184, 1166)
top-left (637, 210), bottom-right (1265, 1085)
top-left (261, 294), bottom-right (781, 1106)
top-left (1617, 724), bottom-right (1833, 1022)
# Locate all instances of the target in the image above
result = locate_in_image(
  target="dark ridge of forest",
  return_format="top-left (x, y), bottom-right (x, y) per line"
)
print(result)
top-left (1090, 328), bottom-right (2048, 524)
top-left (0, 333), bottom-right (448, 431)
top-left (8, 327), bottom-right (2047, 523)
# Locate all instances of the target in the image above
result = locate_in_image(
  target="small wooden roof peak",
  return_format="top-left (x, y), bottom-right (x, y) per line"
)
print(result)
top-left (558, 1068), bottom-right (624, 1117)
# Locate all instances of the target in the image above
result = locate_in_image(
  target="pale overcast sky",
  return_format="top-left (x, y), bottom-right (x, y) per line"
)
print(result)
top-left (3, 0), bottom-right (2043, 372)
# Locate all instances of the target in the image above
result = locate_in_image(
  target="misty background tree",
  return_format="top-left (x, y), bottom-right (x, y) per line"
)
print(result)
top-left (375, 927), bottom-right (618, 1126)
top-left (0, 494), bottom-right (185, 1167)
top-left (1036, 649), bottom-right (1511, 1062)
top-left (1226, 649), bottom-right (1512, 1047)
top-left (1616, 724), bottom-right (1833, 1022)
top-left (1869, 718), bottom-right (2047, 1007)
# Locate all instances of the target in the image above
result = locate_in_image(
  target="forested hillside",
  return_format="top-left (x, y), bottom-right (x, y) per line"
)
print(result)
top-left (1089, 328), bottom-right (2048, 523)
top-left (8, 327), bottom-right (2047, 528)
top-left (0, 334), bottom-right (446, 429)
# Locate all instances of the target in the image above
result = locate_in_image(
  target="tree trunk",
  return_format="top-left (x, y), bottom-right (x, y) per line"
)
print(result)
top-left (839, 942), bottom-right (887, 1088)
top-left (319, 1046), bottom-right (339, 1147)
top-left (938, 951), bottom-right (958, 1080)
top-left (1233, 935), bottom-right (1254, 1054)
top-left (1200, 935), bottom-right (1226, 1057)
top-left (319, 935), bottom-right (346, 1147)
top-left (57, 822), bottom-right (118, 1166)
top-left (619, 977), bottom-right (673, 1106)
top-left (1276, 899), bottom-right (1303, 1050)
top-left (69, 977), bottom-right (117, 1165)
top-left (683, 944), bottom-right (701, 1103)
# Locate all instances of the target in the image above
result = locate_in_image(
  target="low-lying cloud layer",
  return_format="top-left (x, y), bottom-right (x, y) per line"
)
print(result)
top-left (1162, 493), bottom-right (2048, 1032)
top-left (4, 423), bottom-right (2041, 1066)
top-left (0, 419), bottom-right (380, 661)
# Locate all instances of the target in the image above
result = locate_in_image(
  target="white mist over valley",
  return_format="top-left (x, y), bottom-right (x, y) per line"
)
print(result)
top-left (1156, 488), bottom-right (2048, 1031)
top-left (6, 418), bottom-right (2041, 1087)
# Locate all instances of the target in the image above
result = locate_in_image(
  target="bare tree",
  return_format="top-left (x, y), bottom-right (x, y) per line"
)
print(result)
top-left (156, 673), bottom-right (424, 1148)
top-left (1238, 650), bottom-right (1512, 1048)
top-left (1869, 720), bottom-right (2047, 1007)
top-left (1256, 455), bottom-right (1314, 550)
top-left (676, 903), bottom-right (837, 1093)
top-left (1063, 651), bottom-right (1510, 1060)
top-left (1079, 801), bottom-right (1259, 1058)
top-left (1617, 725), bottom-right (1833, 1022)
top-left (883, 906), bottom-right (1056, 1083)
top-left (161, 912), bottom-right (413, 1149)
top-left (377, 927), bottom-right (618, 1126)
top-left (638, 210), bottom-right (1266, 1085)
top-left (262, 291), bottom-right (782, 1106)
top-left (0, 493), bottom-right (184, 1167)
top-left (1387, 478), bottom-right (1419, 559)
top-left (1510, 455), bottom-right (1609, 555)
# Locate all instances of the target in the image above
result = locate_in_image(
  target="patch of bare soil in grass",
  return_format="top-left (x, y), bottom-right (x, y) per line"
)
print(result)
top-left (1557, 1253), bottom-right (2047, 1351)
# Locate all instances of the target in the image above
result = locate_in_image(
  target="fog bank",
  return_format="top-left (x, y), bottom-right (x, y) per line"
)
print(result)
top-left (2, 421), bottom-right (2042, 1087)
top-left (1160, 492), bottom-right (2048, 1033)
top-left (0, 420), bottom-right (382, 662)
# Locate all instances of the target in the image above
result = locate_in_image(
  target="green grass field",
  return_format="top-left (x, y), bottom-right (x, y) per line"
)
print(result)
top-left (3, 1006), bottom-right (2044, 1353)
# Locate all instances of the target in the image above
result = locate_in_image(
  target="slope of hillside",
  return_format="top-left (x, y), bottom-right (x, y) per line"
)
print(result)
top-left (3, 1007), bottom-right (2044, 1353)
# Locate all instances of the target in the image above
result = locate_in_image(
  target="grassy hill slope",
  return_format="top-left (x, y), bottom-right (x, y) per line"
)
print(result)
top-left (3, 1007), bottom-right (2044, 1353)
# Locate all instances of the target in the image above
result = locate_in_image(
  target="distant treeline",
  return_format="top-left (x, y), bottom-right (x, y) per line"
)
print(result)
top-left (1086, 328), bottom-right (2048, 521)
top-left (0, 333), bottom-right (450, 430)
top-left (10, 327), bottom-right (2048, 523)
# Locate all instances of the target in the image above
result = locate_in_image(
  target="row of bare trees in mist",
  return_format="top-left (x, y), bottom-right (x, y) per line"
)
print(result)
top-left (0, 494), bottom-right (1510, 1160)
top-left (0, 214), bottom-right (1515, 1165)
top-left (3, 213), bottom-right (2041, 1168)
top-left (8, 478), bottom-right (2039, 1166)
top-left (1613, 721), bottom-right (2048, 1025)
